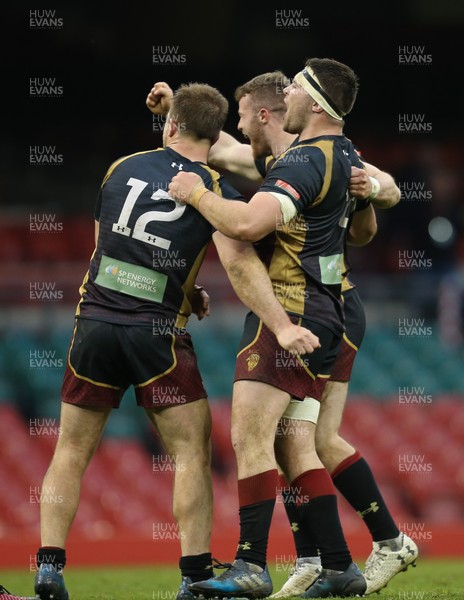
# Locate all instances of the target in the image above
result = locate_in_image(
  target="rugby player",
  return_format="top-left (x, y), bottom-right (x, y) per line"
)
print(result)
top-left (32, 83), bottom-right (317, 600)
top-left (168, 58), bottom-right (369, 598)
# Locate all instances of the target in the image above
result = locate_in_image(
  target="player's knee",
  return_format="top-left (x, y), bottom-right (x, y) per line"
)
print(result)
top-left (52, 438), bottom-right (95, 471)
top-left (315, 433), bottom-right (341, 462)
top-left (170, 428), bottom-right (211, 463)
top-left (231, 425), bottom-right (270, 459)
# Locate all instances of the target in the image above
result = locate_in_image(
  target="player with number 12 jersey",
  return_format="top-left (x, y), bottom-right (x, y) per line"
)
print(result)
top-left (77, 147), bottom-right (243, 329)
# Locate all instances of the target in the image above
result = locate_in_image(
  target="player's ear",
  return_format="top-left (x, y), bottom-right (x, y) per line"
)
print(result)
top-left (257, 108), bottom-right (271, 124)
top-left (165, 117), bottom-right (178, 138)
top-left (311, 102), bottom-right (324, 115)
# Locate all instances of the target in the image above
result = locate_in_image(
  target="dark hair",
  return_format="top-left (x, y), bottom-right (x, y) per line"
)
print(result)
top-left (305, 58), bottom-right (359, 116)
top-left (234, 71), bottom-right (289, 111)
top-left (171, 83), bottom-right (228, 143)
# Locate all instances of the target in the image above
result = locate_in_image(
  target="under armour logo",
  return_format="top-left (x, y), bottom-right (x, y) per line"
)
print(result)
top-left (291, 522), bottom-right (299, 533)
top-left (171, 162), bottom-right (183, 170)
top-left (399, 544), bottom-right (417, 562)
top-left (237, 542), bottom-right (252, 550)
top-left (357, 502), bottom-right (380, 519)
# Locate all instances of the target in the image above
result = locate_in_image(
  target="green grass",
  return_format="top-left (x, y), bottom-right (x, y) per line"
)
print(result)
top-left (1, 560), bottom-right (463, 599)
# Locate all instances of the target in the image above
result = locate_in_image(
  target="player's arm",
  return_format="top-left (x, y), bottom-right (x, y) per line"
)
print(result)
top-left (212, 232), bottom-right (320, 354)
top-left (168, 166), bottom-right (302, 242)
top-left (347, 204), bottom-right (377, 246)
top-left (350, 163), bottom-right (401, 209)
top-left (170, 173), bottom-right (281, 241)
top-left (208, 132), bottom-right (262, 182)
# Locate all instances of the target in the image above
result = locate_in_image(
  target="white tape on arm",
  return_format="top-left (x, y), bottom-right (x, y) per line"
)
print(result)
top-left (368, 177), bottom-right (381, 200)
top-left (269, 191), bottom-right (298, 224)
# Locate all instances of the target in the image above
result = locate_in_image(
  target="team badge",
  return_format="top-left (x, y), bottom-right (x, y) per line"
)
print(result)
top-left (246, 352), bottom-right (260, 372)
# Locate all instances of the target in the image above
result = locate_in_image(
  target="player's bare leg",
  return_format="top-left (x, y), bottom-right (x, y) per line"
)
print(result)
top-left (315, 380), bottom-right (355, 472)
top-left (40, 402), bottom-right (110, 547)
top-left (145, 398), bottom-right (213, 557)
top-left (232, 380), bottom-right (290, 479)
top-left (275, 418), bottom-right (321, 481)
top-left (35, 402), bottom-right (110, 600)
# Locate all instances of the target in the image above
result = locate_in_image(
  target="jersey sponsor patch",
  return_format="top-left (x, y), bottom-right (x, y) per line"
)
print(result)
top-left (275, 179), bottom-right (301, 201)
top-left (95, 254), bottom-right (168, 303)
top-left (319, 253), bottom-right (343, 285)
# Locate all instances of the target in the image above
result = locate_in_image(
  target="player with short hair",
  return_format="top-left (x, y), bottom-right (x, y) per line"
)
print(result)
top-left (169, 58), bottom-right (370, 598)
top-left (32, 82), bottom-right (317, 600)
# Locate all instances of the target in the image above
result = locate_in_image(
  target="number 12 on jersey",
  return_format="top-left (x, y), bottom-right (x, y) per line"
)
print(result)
top-left (112, 177), bottom-right (186, 250)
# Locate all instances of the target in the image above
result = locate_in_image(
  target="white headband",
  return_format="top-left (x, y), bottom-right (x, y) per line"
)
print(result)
top-left (294, 66), bottom-right (344, 121)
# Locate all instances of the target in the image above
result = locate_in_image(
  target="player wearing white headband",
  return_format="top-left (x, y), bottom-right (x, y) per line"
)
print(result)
top-left (294, 64), bottom-right (347, 121)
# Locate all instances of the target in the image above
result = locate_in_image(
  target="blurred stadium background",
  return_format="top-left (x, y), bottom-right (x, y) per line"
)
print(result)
top-left (1, 1), bottom-right (464, 567)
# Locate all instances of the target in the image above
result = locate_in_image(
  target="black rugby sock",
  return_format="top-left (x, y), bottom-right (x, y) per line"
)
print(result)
top-left (279, 474), bottom-right (319, 557)
top-left (292, 469), bottom-right (351, 571)
top-left (332, 452), bottom-right (400, 542)
top-left (235, 469), bottom-right (278, 569)
top-left (36, 546), bottom-right (66, 570)
top-left (179, 552), bottom-right (213, 582)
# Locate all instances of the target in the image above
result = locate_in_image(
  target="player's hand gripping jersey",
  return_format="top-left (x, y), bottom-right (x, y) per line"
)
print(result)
top-left (76, 147), bottom-right (242, 327)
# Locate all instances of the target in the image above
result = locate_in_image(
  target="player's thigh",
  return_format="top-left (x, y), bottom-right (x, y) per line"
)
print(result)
top-left (56, 401), bottom-right (110, 458)
top-left (145, 398), bottom-right (212, 456)
top-left (232, 379), bottom-right (291, 445)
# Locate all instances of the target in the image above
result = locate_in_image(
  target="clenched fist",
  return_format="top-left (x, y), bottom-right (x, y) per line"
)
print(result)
top-left (146, 81), bottom-right (173, 115)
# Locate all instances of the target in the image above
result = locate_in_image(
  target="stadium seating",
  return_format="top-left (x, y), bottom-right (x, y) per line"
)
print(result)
top-left (0, 393), bottom-right (463, 544)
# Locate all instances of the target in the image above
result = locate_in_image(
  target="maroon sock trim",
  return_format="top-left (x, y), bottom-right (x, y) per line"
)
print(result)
top-left (238, 469), bottom-right (278, 507)
top-left (291, 468), bottom-right (336, 505)
top-left (331, 450), bottom-right (362, 479)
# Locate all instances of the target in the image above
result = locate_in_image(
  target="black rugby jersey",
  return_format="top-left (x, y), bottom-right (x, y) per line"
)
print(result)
top-left (258, 135), bottom-right (363, 334)
top-left (254, 155), bottom-right (276, 179)
top-left (77, 147), bottom-right (243, 327)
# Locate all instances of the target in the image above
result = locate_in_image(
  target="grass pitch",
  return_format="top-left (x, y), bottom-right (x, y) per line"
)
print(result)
top-left (0, 560), bottom-right (463, 599)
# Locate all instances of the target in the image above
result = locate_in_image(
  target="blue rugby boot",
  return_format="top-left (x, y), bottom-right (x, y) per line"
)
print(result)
top-left (34, 563), bottom-right (69, 600)
top-left (188, 558), bottom-right (272, 599)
